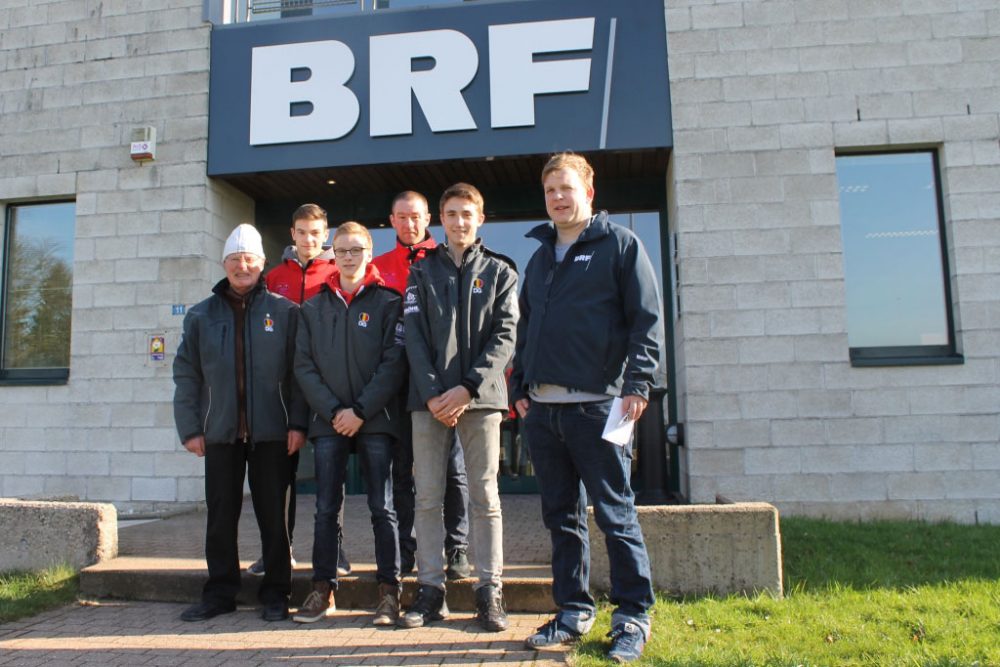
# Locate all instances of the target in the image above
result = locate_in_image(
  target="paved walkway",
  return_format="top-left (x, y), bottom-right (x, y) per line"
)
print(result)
top-left (0, 601), bottom-right (567, 666)
top-left (1, 493), bottom-right (567, 665)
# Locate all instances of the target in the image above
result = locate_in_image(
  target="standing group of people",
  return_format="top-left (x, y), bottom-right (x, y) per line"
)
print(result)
top-left (172, 153), bottom-right (665, 662)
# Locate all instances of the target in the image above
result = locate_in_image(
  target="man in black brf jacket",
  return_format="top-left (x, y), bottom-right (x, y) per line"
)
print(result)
top-left (511, 153), bottom-right (665, 664)
top-left (173, 224), bottom-right (307, 623)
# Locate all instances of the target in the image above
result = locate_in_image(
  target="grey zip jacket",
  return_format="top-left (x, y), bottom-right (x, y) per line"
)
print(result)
top-left (403, 241), bottom-right (519, 412)
top-left (294, 269), bottom-right (406, 439)
top-left (173, 278), bottom-right (307, 445)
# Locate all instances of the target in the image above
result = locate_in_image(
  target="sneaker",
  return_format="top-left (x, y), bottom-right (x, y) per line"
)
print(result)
top-left (446, 548), bottom-right (471, 580)
top-left (474, 584), bottom-right (508, 632)
top-left (292, 581), bottom-right (335, 623)
top-left (372, 583), bottom-right (400, 626)
top-left (247, 557), bottom-right (265, 576)
top-left (397, 584), bottom-right (448, 629)
top-left (246, 550), bottom-right (296, 576)
top-left (606, 622), bottom-right (646, 663)
top-left (524, 618), bottom-right (582, 649)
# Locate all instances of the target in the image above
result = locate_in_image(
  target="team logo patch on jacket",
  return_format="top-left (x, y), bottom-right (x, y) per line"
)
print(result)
top-left (358, 312), bottom-right (370, 328)
top-left (264, 315), bottom-right (274, 332)
top-left (472, 278), bottom-right (484, 294)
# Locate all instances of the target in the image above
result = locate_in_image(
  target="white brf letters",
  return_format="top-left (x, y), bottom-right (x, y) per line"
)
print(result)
top-left (370, 29), bottom-right (479, 137)
top-left (249, 40), bottom-right (360, 145)
top-left (246, 18), bottom-right (597, 145)
top-left (488, 18), bottom-right (595, 129)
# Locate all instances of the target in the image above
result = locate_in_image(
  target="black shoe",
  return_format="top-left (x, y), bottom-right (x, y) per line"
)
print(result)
top-left (446, 548), bottom-right (471, 580)
top-left (261, 601), bottom-right (289, 622)
top-left (475, 584), bottom-right (508, 632)
top-left (397, 584), bottom-right (448, 628)
top-left (180, 601), bottom-right (235, 622)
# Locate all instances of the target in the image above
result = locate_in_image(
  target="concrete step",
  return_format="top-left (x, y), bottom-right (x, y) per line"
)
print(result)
top-left (80, 557), bottom-right (556, 612)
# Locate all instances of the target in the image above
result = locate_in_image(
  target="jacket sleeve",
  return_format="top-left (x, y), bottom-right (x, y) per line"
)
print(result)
top-left (283, 302), bottom-right (309, 432)
top-left (293, 304), bottom-right (343, 422)
top-left (353, 296), bottom-right (407, 419)
top-left (618, 234), bottom-right (665, 400)
top-left (508, 263), bottom-right (533, 405)
top-left (463, 263), bottom-right (519, 396)
top-left (404, 266), bottom-right (446, 407)
top-left (172, 309), bottom-right (204, 444)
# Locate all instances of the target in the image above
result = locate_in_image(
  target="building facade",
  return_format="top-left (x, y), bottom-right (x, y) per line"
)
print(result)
top-left (0, 0), bottom-right (998, 521)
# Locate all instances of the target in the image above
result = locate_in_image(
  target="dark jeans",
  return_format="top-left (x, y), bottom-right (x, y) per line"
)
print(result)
top-left (523, 399), bottom-right (654, 622)
top-left (393, 416), bottom-right (469, 559)
top-left (288, 449), bottom-right (298, 543)
top-left (203, 440), bottom-right (291, 606)
top-left (313, 433), bottom-right (399, 587)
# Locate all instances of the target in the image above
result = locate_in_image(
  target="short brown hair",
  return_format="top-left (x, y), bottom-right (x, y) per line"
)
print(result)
top-left (542, 152), bottom-right (594, 190)
top-left (391, 191), bottom-right (429, 212)
top-left (291, 203), bottom-right (328, 227)
top-left (439, 183), bottom-right (484, 214)
top-left (332, 221), bottom-right (372, 247)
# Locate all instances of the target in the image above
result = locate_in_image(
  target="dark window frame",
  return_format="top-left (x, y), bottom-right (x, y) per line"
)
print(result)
top-left (0, 200), bottom-right (75, 386)
top-left (835, 148), bottom-right (962, 368)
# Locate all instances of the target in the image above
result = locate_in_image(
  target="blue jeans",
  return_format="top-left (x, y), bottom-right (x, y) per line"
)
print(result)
top-left (523, 399), bottom-right (653, 632)
top-left (312, 433), bottom-right (399, 587)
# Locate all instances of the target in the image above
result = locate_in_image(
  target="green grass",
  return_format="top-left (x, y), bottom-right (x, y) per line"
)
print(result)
top-left (0, 565), bottom-right (79, 624)
top-left (571, 518), bottom-right (1000, 667)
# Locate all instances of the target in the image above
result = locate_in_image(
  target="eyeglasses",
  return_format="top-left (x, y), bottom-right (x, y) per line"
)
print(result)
top-left (333, 247), bottom-right (368, 258)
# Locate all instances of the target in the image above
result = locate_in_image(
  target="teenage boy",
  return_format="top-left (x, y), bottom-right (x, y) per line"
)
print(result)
top-left (293, 222), bottom-right (406, 626)
top-left (258, 204), bottom-right (352, 578)
top-left (373, 191), bottom-right (471, 579)
top-left (511, 153), bottom-right (664, 663)
top-left (173, 224), bottom-right (307, 623)
top-left (399, 183), bottom-right (518, 632)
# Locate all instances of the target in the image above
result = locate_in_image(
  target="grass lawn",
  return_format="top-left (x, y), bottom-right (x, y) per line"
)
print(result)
top-left (0, 566), bottom-right (79, 624)
top-left (572, 518), bottom-right (1000, 666)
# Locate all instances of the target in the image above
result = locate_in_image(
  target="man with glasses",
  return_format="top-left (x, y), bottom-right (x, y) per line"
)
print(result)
top-left (293, 222), bottom-right (407, 626)
top-left (173, 224), bottom-right (307, 623)
top-left (373, 191), bottom-right (472, 579)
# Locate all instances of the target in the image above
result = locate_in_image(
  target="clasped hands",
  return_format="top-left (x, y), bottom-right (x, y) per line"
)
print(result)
top-left (426, 386), bottom-right (472, 427)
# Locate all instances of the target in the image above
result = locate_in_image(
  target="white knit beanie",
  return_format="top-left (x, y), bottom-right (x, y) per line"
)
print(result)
top-left (223, 224), bottom-right (264, 261)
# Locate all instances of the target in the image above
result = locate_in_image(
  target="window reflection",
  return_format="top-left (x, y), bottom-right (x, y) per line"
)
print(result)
top-left (835, 152), bottom-right (950, 351)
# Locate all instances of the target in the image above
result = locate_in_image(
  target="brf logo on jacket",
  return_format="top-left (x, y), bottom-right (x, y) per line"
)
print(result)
top-left (358, 312), bottom-right (370, 328)
top-left (472, 278), bottom-right (484, 294)
top-left (264, 315), bottom-right (274, 332)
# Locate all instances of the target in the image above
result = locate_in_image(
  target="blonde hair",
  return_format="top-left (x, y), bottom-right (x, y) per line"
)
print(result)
top-left (333, 221), bottom-right (372, 247)
top-left (542, 152), bottom-right (594, 190)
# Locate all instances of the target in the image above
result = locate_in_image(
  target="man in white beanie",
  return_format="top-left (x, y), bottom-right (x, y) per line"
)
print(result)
top-left (173, 223), bottom-right (308, 622)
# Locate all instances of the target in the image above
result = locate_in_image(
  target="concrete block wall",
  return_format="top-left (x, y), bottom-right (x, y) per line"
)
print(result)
top-left (667, 0), bottom-right (1000, 522)
top-left (0, 0), bottom-right (253, 513)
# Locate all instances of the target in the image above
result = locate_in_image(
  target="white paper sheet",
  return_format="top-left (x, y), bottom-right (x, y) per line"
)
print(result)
top-left (602, 397), bottom-right (634, 447)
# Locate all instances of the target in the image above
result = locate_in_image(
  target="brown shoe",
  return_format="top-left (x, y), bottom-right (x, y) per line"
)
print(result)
top-left (292, 581), bottom-right (335, 623)
top-left (373, 582), bottom-right (400, 626)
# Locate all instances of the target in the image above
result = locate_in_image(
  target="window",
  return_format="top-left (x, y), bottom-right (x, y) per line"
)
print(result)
top-left (835, 151), bottom-right (960, 366)
top-left (1, 201), bottom-right (75, 384)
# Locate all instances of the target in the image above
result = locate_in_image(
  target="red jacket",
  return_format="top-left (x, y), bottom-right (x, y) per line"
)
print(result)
top-left (326, 263), bottom-right (385, 305)
top-left (265, 246), bottom-right (337, 304)
top-left (372, 234), bottom-right (437, 293)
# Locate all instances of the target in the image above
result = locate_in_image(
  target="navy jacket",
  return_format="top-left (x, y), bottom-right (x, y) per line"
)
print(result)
top-left (510, 211), bottom-right (664, 403)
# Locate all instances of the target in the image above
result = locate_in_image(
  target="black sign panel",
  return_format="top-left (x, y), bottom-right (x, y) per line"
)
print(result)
top-left (207, 0), bottom-right (671, 175)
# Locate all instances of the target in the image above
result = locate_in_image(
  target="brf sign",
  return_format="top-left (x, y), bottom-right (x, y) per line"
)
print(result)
top-left (250, 18), bottom-right (595, 145)
top-left (208, 0), bottom-right (671, 175)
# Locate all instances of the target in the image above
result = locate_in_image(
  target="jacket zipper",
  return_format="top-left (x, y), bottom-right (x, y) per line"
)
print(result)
top-left (203, 386), bottom-right (213, 433)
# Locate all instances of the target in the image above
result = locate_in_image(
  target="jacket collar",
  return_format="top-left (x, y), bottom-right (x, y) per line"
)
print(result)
top-left (323, 263), bottom-right (384, 301)
top-left (280, 244), bottom-right (336, 267)
top-left (526, 210), bottom-right (610, 246)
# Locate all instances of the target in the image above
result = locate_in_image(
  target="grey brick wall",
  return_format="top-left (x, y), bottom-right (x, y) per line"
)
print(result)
top-left (668, 0), bottom-right (1000, 522)
top-left (0, 0), bottom-right (252, 513)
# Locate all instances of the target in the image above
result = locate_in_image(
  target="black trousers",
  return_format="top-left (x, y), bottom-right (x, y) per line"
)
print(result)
top-left (203, 440), bottom-right (291, 606)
